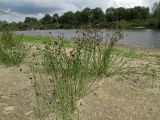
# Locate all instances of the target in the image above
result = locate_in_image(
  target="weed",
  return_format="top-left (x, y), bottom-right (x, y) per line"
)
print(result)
top-left (0, 31), bottom-right (28, 66)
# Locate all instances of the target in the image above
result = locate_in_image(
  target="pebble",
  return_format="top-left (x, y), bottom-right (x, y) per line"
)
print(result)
top-left (25, 110), bottom-right (33, 116)
top-left (11, 93), bottom-right (18, 96)
top-left (1, 96), bottom-right (10, 99)
top-left (31, 46), bottom-right (37, 50)
top-left (45, 113), bottom-right (56, 120)
top-left (0, 103), bottom-right (7, 107)
top-left (3, 106), bottom-right (15, 115)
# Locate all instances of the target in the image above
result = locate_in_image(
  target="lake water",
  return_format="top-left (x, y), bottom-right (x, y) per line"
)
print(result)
top-left (16, 29), bottom-right (160, 49)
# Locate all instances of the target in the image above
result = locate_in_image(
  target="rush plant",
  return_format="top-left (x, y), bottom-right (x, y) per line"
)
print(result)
top-left (33, 29), bottom-right (125, 120)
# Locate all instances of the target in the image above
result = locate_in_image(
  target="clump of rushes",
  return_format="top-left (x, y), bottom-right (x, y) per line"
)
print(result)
top-left (0, 31), bottom-right (28, 66)
top-left (33, 29), bottom-right (125, 120)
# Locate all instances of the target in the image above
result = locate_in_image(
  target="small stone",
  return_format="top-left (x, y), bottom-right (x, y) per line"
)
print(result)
top-left (11, 93), bottom-right (18, 96)
top-left (0, 103), bottom-right (7, 107)
top-left (25, 110), bottom-right (33, 116)
top-left (3, 106), bottom-right (15, 115)
top-left (36, 47), bottom-right (41, 50)
top-left (77, 99), bottom-right (83, 106)
top-left (79, 102), bottom-right (82, 106)
top-left (0, 92), bottom-right (3, 96)
top-left (107, 117), bottom-right (113, 119)
top-left (93, 92), bottom-right (97, 96)
top-left (20, 68), bottom-right (23, 72)
top-left (1, 96), bottom-right (10, 99)
top-left (32, 46), bottom-right (37, 50)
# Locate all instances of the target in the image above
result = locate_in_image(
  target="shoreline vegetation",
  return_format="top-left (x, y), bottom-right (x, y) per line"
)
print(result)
top-left (0, 30), bottom-right (160, 120)
top-left (0, 2), bottom-right (160, 119)
top-left (0, 1), bottom-right (160, 31)
top-left (10, 33), bottom-right (160, 50)
top-left (1, 32), bottom-right (160, 51)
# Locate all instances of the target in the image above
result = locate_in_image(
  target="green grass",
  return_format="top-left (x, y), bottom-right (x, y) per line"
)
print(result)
top-left (21, 35), bottom-right (52, 43)
top-left (15, 34), bottom-right (74, 48)
top-left (0, 32), bottom-right (74, 48)
top-left (0, 46), bottom-right (27, 66)
top-left (113, 47), bottom-right (142, 59)
top-left (113, 47), bottom-right (160, 63)
top-left (0, 31), bottom-right (28, 66)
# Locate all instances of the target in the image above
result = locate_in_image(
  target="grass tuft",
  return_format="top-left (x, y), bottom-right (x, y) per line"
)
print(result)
top-left (0, 31), bottom-right (28, 66)
top-left (33, 29), bottom-right (126, 120)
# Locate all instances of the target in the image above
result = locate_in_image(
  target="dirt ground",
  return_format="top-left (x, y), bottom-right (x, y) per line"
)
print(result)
top-left (78, 78), bottom-right (160, 120)
top-left (0, 47), bottom-right (160, 120)
top-left (0, 64), bottom-right (36, 120)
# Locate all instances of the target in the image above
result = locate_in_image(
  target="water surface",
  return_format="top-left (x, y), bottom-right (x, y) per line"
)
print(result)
top-left (16, 29), bottom-right (160, 49)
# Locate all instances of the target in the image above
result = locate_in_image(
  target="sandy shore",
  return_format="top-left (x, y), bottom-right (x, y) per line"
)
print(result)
top-left (0, 45), bottom-right (160, 120)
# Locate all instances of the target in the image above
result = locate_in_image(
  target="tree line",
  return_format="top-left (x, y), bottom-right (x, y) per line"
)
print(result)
top-left (0, 2), bottom-right (160, 30)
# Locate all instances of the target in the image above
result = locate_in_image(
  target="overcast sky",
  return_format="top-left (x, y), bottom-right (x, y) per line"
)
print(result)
top-left (0, 0), bottom-right (159, 22)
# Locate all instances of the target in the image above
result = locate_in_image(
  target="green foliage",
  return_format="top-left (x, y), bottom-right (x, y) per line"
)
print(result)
top-left (113, 47), bottom-right (145, 60)
top-left (76, 8), bottom-right (91, 25)
top-left (0, 31), bottom-right (28, 66)
top-left (24, 17), bottom-right (39, 29)
top-left (90, 7), bottom-right (106, 25)
top-left (60, 11), bottom-right (76, 26)
top-left (40, 14), bottom-right (53, 25)
top-left (0, 31), bottom-right (17, 48)
top-left (106, 6), bottom-right (149, 21)
top-left (152, 1), bottom-right (160, 28)
top-left (1, 2), bottom-right (160, 29)
top-left (1, 4), bottom-right (160, 30)
top-left (33, 29), bottom-right (125, 120)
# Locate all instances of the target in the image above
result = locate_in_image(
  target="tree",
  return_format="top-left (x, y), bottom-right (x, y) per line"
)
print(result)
top-left (24, 17), bottom-right (37, 24)
top-left (152, 2), bottom-right (160, 17)
top-left (53, 13), bottom-right (59, 26)
top-left (60, 11), bottom-right (76, 25)
top-left (115, 7), bottom-right (127, 20)
top-left (0, 6), bottom-right (159, 30)
top-left (80, 8), bottom-right (91, 24)
top-left (74, 11), bottom-right (82, 25)
top-left (133, 6), bottom-right (149, 19)
top-left (17, 22), bottom-right (28, 30)
top-left (106, 7), bottom-right (117, 21)
top-left (152, 2), bottom-right (160, 28)
top-left (24, 17), bottom-right (39, 29)
top-left (90, 7), bottom-right (105, 25)
top-left (40, 14), bottom-right (52, 25)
